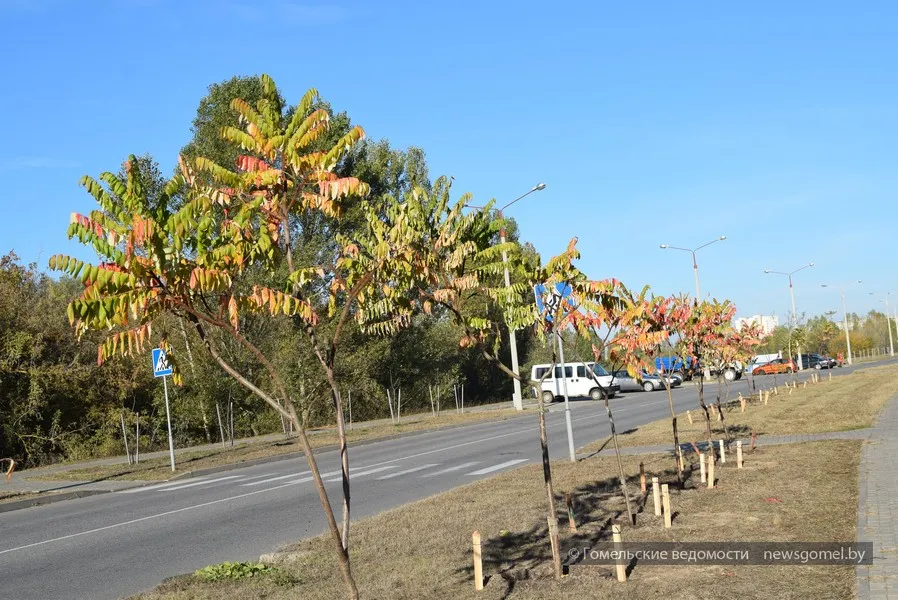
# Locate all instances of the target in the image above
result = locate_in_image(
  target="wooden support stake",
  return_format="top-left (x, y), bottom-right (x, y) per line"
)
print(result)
top-left (803, 381), bottom-right (807, 389)
top-left (699, 453), bottom-right (707, 483)
top-left (651, 477), bottom-right (661, 516)
top-left (707, 454), bottom-right (715, 489)
top-left (687, 410), bottom-right (693, 424)
top-left (566, 492), bottom-right (577, 533)
top-left (774, 386), bottom-right (779, 395)
top-left (661, 484), bottom-right (672, 528)
top-left (678, 448), bottom-right (685, 472)
top-left (764, 391), bottom-right (769, 406)
top-left (740, 396), bottom-right (746, 412)
top-left (612, 524), bottom-right (627, 582)
top-left (717, 406), bottom-right (722, 422)
top-left (750, 430), bottom-right (757, 451)
top-left (472, 531), bottom-right (483, 591)
top-left (788, 386), bottom-right (793, 396)
top-left (719, 439), bottom-right (726, 464)
top-left (639, 462), bottom-right (646, 494)
top-left (829, 371), bottom-right (833, 381)
top-left (736, 440), bottom-right (744, 468)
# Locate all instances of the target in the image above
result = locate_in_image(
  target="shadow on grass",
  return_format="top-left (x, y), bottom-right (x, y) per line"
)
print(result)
top-left (454, 465), bottom-right (689, 597)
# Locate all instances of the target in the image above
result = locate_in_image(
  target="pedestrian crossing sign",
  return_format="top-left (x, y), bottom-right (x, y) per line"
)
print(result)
top-left (152, 348), bottom-right (173, 378)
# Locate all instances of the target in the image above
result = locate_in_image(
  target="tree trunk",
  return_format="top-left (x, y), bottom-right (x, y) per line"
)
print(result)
top-left (286, 405), bottom-right (359, 600)
top-left (697, 377), bottom-right (714, 452)
top-left (664, 381), bottom-right (684, 484)
top-left (332, 386), bottom-right (351, 551)
top-left (537, 394), bottom-right (562, 579)
top-left (604, 391), bottom-right (635, 526)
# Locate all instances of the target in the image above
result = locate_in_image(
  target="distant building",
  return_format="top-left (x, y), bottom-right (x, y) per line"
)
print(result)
top-left (734, 315), bottom-right (779, 336)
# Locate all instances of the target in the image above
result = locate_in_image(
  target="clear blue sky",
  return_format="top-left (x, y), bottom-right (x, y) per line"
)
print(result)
top-left (2, 0), bottom-right (895, 321)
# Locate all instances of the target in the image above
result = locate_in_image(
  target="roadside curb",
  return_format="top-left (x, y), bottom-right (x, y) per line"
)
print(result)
top-left (0, 489), bottom-right (114, 514)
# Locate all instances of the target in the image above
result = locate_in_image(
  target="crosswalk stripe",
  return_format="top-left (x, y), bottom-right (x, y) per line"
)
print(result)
top-left (240, 472), bottom-right (309, 487)
top-left (467, 459), bottom-right (527, 476)
top-left (325, 466), bottom-right (396, 482)
top-left (121, 477), bottom-right (211, 494)
top-left (421, 461), bottom-right (480, 478)
top-left (160, 475), bottom-right (243, 491)
top-left (237, 473), bottom-right (279, 482)
top-left (288, 469), bottom-right (344, 484)
top-left (376, 464), bottom-right (438, 480)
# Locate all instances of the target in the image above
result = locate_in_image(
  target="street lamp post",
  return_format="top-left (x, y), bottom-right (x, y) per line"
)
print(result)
top-left (822, 281), bottom-right (863, 365)
top-left (764, 263), bottom-right (814, 370)
top-left (659, 236), bottom-right (727, 298)
top-left (470, 183), bottom-right (546, 411)
top-left (869, 292), bottom-right (895, 357)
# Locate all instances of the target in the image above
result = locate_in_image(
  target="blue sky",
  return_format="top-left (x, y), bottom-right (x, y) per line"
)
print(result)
top-left (1, 0), bottom-right (895, 321)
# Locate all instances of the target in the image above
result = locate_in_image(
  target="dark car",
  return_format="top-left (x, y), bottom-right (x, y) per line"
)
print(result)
top-left (794, 353), bottom-right (837, 370)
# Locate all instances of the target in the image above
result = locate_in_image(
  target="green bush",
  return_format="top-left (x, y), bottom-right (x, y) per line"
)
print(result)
top-left (194, 561), bottom-right (275, 581)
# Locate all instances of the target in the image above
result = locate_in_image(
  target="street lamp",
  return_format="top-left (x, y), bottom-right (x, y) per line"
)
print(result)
top-left (470, 183), bottom-right (546, 411)
top-left (764, 263), bottom-right (814, 370)
top-left (821, 281), bottom-right (863, 365)
top-left (659, 235), bottom-right (727, 298)
top-left (869, 292), bottom-right (896, 357)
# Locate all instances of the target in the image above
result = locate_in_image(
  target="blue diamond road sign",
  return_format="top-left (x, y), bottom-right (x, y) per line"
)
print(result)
top-left (152, 348), bottom-right (173, 378)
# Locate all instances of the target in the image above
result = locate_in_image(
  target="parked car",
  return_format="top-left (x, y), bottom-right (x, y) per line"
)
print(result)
top-left (611, 370), bottom-right (676, 392)
top-left (751, 358), bottom-right (796, 375)
top-left (531, 362), bottom-right (619, 402)
top-left (794, 353), bottom-right (837, 370)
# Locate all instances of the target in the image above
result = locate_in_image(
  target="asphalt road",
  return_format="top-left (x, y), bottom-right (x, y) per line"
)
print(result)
top-left (0, 360), bottom-right (890, 600)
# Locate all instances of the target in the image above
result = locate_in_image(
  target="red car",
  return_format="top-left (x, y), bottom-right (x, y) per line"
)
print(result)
top-left (752, 358), bottom-right (796, 375)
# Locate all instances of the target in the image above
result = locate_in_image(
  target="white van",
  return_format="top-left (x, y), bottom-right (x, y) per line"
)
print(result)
top-left (530, 362), bottom-right (619, 402)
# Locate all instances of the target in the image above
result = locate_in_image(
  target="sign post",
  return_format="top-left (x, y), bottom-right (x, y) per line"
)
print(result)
top-left (152, 348), bottom-right (176, 472)
top-left (534, 282), bottom-right (577, 463)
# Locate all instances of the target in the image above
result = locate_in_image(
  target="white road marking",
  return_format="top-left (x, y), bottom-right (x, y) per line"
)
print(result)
top-left (120, 477), bottom-right (210, 494)
top-left (375, 464), bottom-right (438, 480)
top-left (467, 459), bottom-right (527, 475)
top-left (161, 476), bottom-right (243, 491)
top-left (288, 469), bottom-right (343, 484)
top-left (240, 472), bottom-right (309, 487)
top-left (325, 466), bottom-right (396, 482)
top-left (236, 473), bottom-right (280, 482)
top-left (420, 461), bottom-right (480, 478)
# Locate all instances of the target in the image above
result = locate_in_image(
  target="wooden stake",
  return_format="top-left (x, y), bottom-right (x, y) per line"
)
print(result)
top-left (719, 439), bottom-right (726, 464)
top-left (677, 448), bottom-right (685, 472)
top-left (612, 524), bottom-right (627, 582)
top-left (740, 397), bottom-right (746, 412)
top-left (699, 453), bottom-right (707, 483)
top-left (661, 484), bottom-right (672, 528)
top-left (639, 462), bottom-right (646, 494)
top-left (774, 386), bottom-right (779, 395)
top-left (547, 517), bottom-right (561, 578)
top-left (651, 477), bottom-right (661, 516)
top-left (829, 371), bottom-right (832, 381)
top-left (736, 440), bottom-right (744, 468)
top-left (788, 386), bottom-right (793, 396)
top-left (750, 430), bottom-right (757, 451)
top-left (764, 391), bottom-right (769, 406)
top-left (472, 531), bottom-right (483, 591)
top-left (803, 381), bottom-right (807, 389)
top-left (717, 406), bottom-right (722, 422)
top-left (566, 492), bottom-right (577, 533)
top-left (707, 455), bottom-right (715, 488)
top-left (687, 410), bottom-right (693, 424)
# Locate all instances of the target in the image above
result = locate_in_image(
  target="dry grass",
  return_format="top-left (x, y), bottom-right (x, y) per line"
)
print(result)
top-left (32, 409), bottom-right (521, 482)
top-left (133, 439), bottom-right (860, 600)
top-left (584, 364), bottom-right (898, 453)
